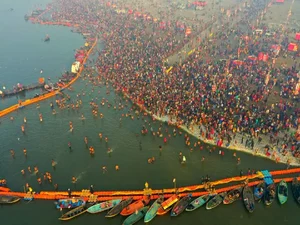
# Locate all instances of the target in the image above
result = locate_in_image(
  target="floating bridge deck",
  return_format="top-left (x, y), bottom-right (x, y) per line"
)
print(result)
top-left (0, 168), bottom-right (299, 201)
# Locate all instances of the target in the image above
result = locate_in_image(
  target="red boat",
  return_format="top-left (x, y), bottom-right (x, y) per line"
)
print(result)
top-left (120, 196), bottom-right (150, 216)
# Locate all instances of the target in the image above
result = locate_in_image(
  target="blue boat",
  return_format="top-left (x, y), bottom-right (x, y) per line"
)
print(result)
top-left (185, 195), bottom-right (210, 211)
top-left (144, 196), bottom-right (164, 223)
top-left (254, 181), bottom-right (265, 201)
top-left (87, 199), bottom-right (121, 213)
top-left (55, 198), bottom-right (85, 209)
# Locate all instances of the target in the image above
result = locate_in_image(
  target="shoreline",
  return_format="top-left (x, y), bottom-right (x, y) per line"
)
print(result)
top-left (128, 100), bottom-right (300, 166)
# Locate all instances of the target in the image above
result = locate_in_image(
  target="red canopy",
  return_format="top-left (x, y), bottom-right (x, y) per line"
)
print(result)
top-left (295, 33), bottom-right (300, 41)
top-left (276, 0), bottom-right (284, 2)
top-left (288, 43), bottom-right (298, 52)
top-left (193, 1), bottom-right (207, 6)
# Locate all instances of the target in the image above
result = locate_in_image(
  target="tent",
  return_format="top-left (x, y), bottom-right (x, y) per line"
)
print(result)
top-left (185, 28), bottom-right (192, 36)
top-left (276, 0), bottom-right (284, 2)
top-left (288, 43), bottom-right (298, 52)
top-left (295, 33), bottom-right (300, 41)
top-left (258, 52), bottom-right (269, 61)
top-left (232, 60), bottom-right (244, 65)
top-left (248, 55), bottom-right (257, 61)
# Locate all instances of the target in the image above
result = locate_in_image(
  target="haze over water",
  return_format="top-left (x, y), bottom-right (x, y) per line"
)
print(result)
top-left (0, 0), bottom-right (299, 225)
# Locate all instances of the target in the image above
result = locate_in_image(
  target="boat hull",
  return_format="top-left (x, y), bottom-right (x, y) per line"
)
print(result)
top-left (170, 196), bottom-right (191, 216)
top-left (223, 188), bottom-right (242, 205)
top-left (123, 207), bottom-right (148, 225)
top-left (55, 198), bottom-right (85, 209)
top-left (106, 198), bottom-right (133, 218)
top-left (120, 196), bottom-right (150, 216)
top-left (206, 193), bottom-right (225, 210)
top-left (264, 183), bottom-right (276, 206)
top-left (59, 205), bottom-right (87, 221)
top-left (254, 181), bottom-right (265, 201)
top-left (0, 196), bottom-right (20, 204)
top-left (243, 186), bottom-right (255, 213)
top-left (157, 206), bottom-right (172, 215)
top-left (186, 195), bottom-right (210, 211)
top-left (277, 180), bottom-right (288, 205)
top-left (144, 197), bottom-right (163, 223)
top-left (87, 199), bottom-right (121, 213)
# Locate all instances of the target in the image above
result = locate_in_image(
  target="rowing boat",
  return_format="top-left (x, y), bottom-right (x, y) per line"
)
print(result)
top-left (206, 193), bottom-right (225, 210)
top-left (106, 198), bottom-right (133, 218)
top-left (120, 196), bottom-right (150, 216)
top-left (243, 185), bottom-right (255, 213)
top-left (223, 188), bottom-right (242, 205)
top-left (292, 178), bottom-right (300, 205)
top-left (264, 183), bottom-right (276, 206)
top-left (55, 198), bottom-right (85, 209)
top-left (157, 194), bottom-right (180, 215)
top-left (87, 199), bottom-right (121, 214)
top-left (186, 194), bottom-right (210, 211)
top-left (0, 196), bottom-right (20, 204)
top-left (170, 195), bottom-right (192, 216)
top-left (144, 196), bottom-right (164, 222)
top-left (253, 181), bottom-right (265, 201)
top-left (122, 207), bottom-right (149, 225)
top-left (157, 206), bottom-right (172, 215)
top-left (277, 180), bottom-right (288, 205)
top-left (59, 205), bottom-right (87, 221)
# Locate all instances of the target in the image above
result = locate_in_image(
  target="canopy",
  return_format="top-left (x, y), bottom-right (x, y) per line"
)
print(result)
top-left (276, 0), bottom-right (284, 2)
top-left (295, 33), bottom-right (300, 41)
top-left (258, 52), bottom-right (269, 62)
top-left (248, 55), bottom-right (257, 61)
top-left (288, 43), bottom-right (298, 52)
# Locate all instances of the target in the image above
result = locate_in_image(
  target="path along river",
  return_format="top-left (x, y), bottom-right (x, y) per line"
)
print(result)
top-left (0, 0), bottom-right (299, 225)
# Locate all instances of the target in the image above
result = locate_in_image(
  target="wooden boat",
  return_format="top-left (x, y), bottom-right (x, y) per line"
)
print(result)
top-left (292, 178), bottom-right (300, 205)
top-left (106, 198), bottom-right (133, 218)
top-left (253, 181), bottom-right (265, 201)
top-left (122, 207), bottom-right (148, 225)
top-left (170, 195), bottom-right (192, 216)
top-left (120, 196), bottom-right (150, 216)
top-left (59, 205), bottom-right (87, 221)
top-left (277, 180), bottom-right (288, 205)
top-left (0, 196), bottom-right (20, 204)
top-left (206, 193), bottom-right (225, 210)
top-left (243, 186), bottom-right (255, 213)
top-left (157, 206), bottom-right (172, 215)
top-left (264, 183), bottom-right (276, 206)
top-left (55, 198), bottom-right (85, 209)
top-left (223, 188), bottom-right (242, 205)
top-left (144, 196), bottom-right (164, 222)
top-left (87, 199), bottom-right (121, 213)
top-left (157, 194), bottom-right (180, 215)
top-left (186, 194), bottom-right (210, 211)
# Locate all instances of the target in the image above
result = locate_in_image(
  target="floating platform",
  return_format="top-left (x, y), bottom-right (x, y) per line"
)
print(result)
top-left (0, 168), bottom-right (299, 201)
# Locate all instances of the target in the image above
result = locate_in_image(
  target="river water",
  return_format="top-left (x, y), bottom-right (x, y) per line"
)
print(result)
top-left (0, 0), bottom-right (299, 225)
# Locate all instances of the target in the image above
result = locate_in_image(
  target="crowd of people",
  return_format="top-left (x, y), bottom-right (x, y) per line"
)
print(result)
top-left (44, 0), bottom-right (300, 164)
top-left (2, 0), bottom-right (300, 191)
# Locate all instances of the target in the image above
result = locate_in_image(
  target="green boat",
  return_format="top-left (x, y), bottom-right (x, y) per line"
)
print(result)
top-left (206, 193), bottom-right (226, 210)
top-left (277, 180), bottom-right (288, 205)
top-left (185, 195), bottom-right (210, 211)
top-left (122, 206), bottom-right (149, 225)
top-left (87, 199), bottom-right (121, 214)
top-left (144, 197), bottom-right (164, 223)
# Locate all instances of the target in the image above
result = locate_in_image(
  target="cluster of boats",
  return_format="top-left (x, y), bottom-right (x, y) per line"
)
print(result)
top-left (52, 178), bottom-right (300, 224)
top-left (1, 178), bottom-right (300, 224)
